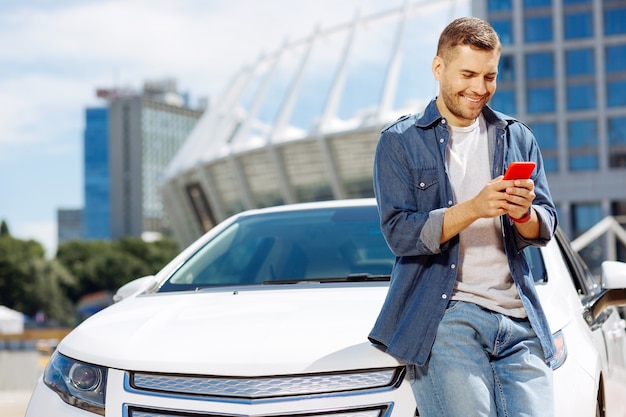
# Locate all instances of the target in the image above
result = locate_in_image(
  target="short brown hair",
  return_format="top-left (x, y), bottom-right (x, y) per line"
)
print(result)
top-left (436, 17), bottom-right (502, 61)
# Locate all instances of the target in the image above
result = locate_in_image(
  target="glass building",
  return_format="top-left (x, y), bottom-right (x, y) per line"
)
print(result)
top-left (162, 0), bottom-right (626, 271)
top-left (83, 107), bottom-right (111, 240)
top-left (84, 80), bottom-right (204, 241)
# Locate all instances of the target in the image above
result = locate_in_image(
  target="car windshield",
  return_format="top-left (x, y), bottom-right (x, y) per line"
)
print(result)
top-left (159, 205), bottom-right (394, 292)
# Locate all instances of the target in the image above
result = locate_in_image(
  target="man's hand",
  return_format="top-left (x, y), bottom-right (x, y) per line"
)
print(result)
top-left (441, 176), bottom-right (539, 243)
top-left (502, 178), bottom-right (535, 220)
top-left (500, 177), bottom-right (541, 239)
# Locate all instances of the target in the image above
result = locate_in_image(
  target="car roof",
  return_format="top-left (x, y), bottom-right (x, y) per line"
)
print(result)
top-left (233, 198), bottom-right (378, 218)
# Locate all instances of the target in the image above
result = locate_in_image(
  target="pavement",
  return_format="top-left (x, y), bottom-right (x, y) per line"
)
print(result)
top-left (0, 390), bottom-right (33, 417)
top-left (0, 350), bottom-right (42, 417)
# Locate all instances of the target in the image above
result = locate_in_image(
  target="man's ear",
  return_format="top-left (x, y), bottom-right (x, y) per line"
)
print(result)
top-left (432, 55), bottom-right (444, 81)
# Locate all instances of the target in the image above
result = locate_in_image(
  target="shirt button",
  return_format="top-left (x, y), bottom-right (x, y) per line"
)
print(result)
top-left (442, 294), bottom-right (448, 299)
top-left (450, 264), bottom-right (456, 269)
top-left (448, 200), bottom-right (453, 206)
top-left (419, 182), bottom-right (425, 188)
top-left (441, 119), bottom-right (447, 124)
top-left (439, 138), bottom-right (444, 143)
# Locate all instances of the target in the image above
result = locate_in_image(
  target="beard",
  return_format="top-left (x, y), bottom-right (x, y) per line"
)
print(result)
top-left (439, 88), bottom-right (490, 126)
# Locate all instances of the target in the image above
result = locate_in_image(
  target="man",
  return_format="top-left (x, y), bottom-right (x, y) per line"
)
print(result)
top-left (369, 16), bottom-right (557, 417)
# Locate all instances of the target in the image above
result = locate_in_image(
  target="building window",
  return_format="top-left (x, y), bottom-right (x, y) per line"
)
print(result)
top-left (490, 89), bottom-right (516, 115)
top-left (526, 52), bottom-right (555, 114)
top-left (608, 116), bottom-right (626, 168)
top-left (565, 48), bottom-right (595, 76)
top-left (527, 87), bottom-right (556, 113)
top-left (604, 3), bottom-right (626, 36)
top-left (492, 19), bottom-right (513, 45)
top-left (568, 119), bottom-right (598, 171)
top-left (524, 15), bottom-right (553, 43)
top-left (529, 121), bottom-right (558, 173)
top-left (605, 44), bottom-right (626, 73)
top-left (611, 201), bottom-right (626, 262)
top-left (605, 45), bottom-right (626, 107)
top-left (498, 55), bottom-right (515, 83)
top-left (526, 52), bottom-right (554, 79)
top-left (564, 11), bottom-right (593, 39)
top-left (607, 80), bottom-right (626, 108)
top-left (186, 183), bottom-right (215, 232)
top-left (488, 0), bottom-right (512, 11)
top-left (524, 0), bottom-right (551, 7)
top-left (572, 202), bottom-right (604, 274)
top-left (566, 83), bottom-right (596, 110)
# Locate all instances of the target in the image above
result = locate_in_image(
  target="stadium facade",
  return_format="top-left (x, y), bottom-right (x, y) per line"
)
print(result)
top-left (161, 0), bottom-right (626, 269)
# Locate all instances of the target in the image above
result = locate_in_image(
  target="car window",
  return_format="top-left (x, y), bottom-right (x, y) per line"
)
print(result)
top-left (553, 229), bottom-right (602, 301)
top-left (159, 206), bottom-right (394, 292)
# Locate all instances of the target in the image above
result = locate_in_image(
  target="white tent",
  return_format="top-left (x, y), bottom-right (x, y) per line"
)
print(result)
top-left (0, 305), bottom-right (24, 334)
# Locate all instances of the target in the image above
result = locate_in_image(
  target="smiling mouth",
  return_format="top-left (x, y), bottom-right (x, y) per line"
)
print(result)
top-left (464, 96), bottom-right (483, 103)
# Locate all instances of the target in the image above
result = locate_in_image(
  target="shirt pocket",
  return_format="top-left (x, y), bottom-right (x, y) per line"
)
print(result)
top-left (410, 168), bottom-right (440, 205)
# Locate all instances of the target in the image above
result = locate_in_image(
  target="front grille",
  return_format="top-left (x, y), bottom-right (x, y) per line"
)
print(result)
top-left (127, 404), bottom-right (390, 417)
top-left (128, 368), bottom-right (403, 400)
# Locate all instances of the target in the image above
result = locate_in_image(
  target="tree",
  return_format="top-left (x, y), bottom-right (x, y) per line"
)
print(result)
top-left (23, 258), bottom-right (77, 326)
top-left (0, 233), bottom-right (76, 324)
top-left (0, 233), bottom-right (180, 325)
top-left (0, 234), bottom-right (45, 308)
top-left (0, 220), bottom-right (9, 237)
top-left (56, 237), bottom-right (180, 299)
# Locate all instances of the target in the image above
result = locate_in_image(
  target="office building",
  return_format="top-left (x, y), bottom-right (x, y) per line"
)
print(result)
top-left (479, 0), bottom-right (626, 265)
top-left (57, 209), bottom-right (82, 245)
top-left (83, 79), bottom-right (204, 240)
top-left (83, 107), bottom-right (110, 240)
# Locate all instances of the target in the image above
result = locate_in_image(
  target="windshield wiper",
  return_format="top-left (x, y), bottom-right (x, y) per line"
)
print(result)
top-left (263, 273), bottom-right (390, 285)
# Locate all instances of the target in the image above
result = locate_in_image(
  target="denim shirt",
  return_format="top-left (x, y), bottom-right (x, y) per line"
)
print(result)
top-left (368, 99), bottom-right (558, 367)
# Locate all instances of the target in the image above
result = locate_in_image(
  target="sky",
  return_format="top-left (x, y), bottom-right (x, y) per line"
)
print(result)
top-left (0, 0), bottom-right (445, 256)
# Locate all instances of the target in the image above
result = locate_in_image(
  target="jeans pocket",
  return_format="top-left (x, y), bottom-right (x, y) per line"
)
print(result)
top-left (444, 299), bottom-right (461, 313)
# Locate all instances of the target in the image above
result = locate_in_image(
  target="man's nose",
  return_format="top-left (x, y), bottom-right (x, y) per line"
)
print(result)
top-left (470, 77), bottom-right (488, 95)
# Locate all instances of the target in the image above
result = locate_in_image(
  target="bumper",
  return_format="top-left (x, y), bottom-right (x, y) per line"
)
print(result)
top-left (25, 369), bottom-right (418, 417)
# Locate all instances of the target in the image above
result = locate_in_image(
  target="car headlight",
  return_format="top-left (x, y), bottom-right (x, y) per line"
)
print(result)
top-left (43, 350), bottom-right (107, 415)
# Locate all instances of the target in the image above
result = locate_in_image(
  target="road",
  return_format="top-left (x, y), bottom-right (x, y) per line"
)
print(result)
top-left (0, 390), bottom-right (32, 417)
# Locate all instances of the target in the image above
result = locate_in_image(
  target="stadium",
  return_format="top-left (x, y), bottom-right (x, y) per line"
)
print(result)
top-left (161, 0), bottom-right (471, 247)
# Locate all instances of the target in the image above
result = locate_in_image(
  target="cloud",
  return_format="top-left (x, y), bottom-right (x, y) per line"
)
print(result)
top-left (0, 74), bottom-right (92, 150)
top-left (1, 0), bottom-right (459, 256)
top-left (15, 219), bottom-right (58, 258)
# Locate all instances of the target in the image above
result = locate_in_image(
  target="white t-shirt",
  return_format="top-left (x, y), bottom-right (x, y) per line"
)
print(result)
top-left (446, 115), bottom-right (526, 318)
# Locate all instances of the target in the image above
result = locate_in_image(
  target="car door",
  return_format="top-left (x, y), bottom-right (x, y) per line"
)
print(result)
top-left (554, 229), bottom-right (626, 374)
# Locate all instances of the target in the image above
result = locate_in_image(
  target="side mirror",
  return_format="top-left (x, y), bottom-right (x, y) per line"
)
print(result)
top-left (584, 261), bottom-right (626, 330)
top-left (602, 261), bottom-right (626, 290)
top-left (113, 275), bottom-right (157, 303)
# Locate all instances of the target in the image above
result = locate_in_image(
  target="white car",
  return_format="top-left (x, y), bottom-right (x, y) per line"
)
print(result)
top-left (25, 199), bottom-right (626, 417)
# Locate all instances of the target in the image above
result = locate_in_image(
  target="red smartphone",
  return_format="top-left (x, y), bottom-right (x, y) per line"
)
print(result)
top-left (503, 162), bottom-right (536, 180)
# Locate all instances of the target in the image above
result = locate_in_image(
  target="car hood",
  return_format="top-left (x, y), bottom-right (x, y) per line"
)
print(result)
top-left (59, 283), bottom-right (400, 375)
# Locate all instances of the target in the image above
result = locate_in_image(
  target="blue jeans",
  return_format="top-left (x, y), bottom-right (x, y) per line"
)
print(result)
top-left (410, 301), bottom-right (553, 417)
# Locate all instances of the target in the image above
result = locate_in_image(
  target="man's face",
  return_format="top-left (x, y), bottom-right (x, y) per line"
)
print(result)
top-left (432, 45), bottom-right (500, 127)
